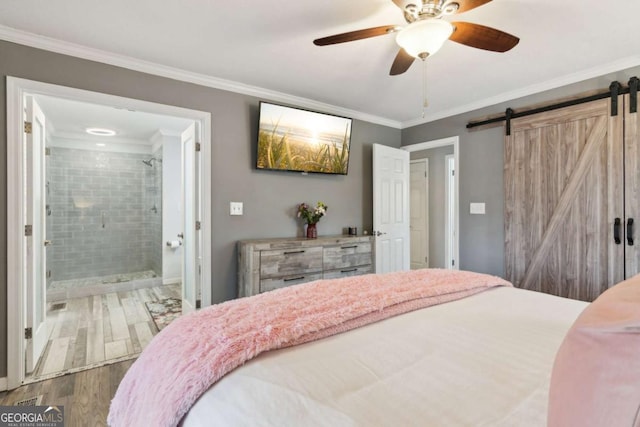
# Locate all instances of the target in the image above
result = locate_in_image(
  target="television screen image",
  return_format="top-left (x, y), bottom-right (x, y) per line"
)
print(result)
top-left (257, 102), bottom-right (352, 175)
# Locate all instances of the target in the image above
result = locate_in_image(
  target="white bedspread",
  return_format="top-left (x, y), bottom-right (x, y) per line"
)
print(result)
top-left (182, 287), bottom-right (587, 427)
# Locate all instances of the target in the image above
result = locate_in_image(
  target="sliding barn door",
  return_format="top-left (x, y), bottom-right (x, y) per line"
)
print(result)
top-left (505, 98), bottom-right (624, 301)
top-left (625, 93), bottom-right (640, 277)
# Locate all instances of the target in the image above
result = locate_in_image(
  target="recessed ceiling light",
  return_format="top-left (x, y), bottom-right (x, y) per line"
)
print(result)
top-left (96, 143), bottom-right (106, 147)
top-left (86, 127), bottom-right (116, 136)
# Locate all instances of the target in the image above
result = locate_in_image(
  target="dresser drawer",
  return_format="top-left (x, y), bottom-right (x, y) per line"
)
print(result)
top-left (323, 242), bottom-right (372, 270)
top-left (260, 246), bottom-right (323, 279)
top-left (323, 265), bottom-right (372, 280)
top-left (260, 273), bottom-right (323, 293)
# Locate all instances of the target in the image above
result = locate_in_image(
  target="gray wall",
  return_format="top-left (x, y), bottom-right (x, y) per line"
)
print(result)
top-left (0, 40), bottom-right (402, 377)
top-left (411, 145), bottom-right (454, 268)
top-left (403, 120), bottom-right (507, 277)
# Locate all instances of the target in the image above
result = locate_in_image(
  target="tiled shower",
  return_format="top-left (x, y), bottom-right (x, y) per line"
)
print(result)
top-left (46, 147), bottom-right (163, 300)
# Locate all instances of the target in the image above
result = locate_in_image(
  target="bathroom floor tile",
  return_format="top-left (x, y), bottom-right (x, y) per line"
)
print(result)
top-left (27, 283), bottom-right (180, 383)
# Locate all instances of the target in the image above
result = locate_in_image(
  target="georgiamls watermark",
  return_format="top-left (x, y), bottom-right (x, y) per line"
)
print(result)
top-left (0, 406), bottom-right (64, 427)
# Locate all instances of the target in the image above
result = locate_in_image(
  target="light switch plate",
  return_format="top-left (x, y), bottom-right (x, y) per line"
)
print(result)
top-left (230, 202), bottom-right (243, 216)
top-left (470, 202), bottom-right (486, 215)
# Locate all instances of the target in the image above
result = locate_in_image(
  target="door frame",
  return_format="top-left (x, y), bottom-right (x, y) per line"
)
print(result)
top-left (444, 154), bottom-right (456, 269)
top-left (6, 77), bottom-right (213, 390)
top-left (24, 96), bottom-right (48, 373)
top-left (409, 159), bottom-right (429, 269)
top-left (403, 136), bottom-right (459, 269)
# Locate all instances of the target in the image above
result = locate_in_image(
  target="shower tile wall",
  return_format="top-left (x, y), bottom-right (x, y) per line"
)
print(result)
top-left (47, 147), bottom-right (162, 283)
top-left (147, 149), bottom-right (162, 276)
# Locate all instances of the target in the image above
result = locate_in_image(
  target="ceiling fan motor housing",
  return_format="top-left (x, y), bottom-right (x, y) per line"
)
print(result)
top-left (404, 1), bottom-right (460, 23)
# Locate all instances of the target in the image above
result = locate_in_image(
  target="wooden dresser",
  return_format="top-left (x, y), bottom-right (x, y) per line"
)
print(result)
top-left (237, 235), bottom-right (373, 297)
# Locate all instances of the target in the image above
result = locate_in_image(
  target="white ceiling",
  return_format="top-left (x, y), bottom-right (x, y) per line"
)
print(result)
top-left (2, 0), bottom-right (640, 128)
top-left (35, 95), bottom-right (193, 147)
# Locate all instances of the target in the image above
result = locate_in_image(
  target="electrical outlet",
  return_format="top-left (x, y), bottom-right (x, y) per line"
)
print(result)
top-left (230, 202), bottom-right (243, 216)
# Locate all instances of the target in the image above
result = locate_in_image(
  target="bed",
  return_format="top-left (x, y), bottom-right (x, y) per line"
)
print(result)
top-left (107, 269), bottom-right (640, 427)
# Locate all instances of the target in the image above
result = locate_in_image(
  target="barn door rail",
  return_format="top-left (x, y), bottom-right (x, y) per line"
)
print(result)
top-left (629, 76), bottom-right (639, 113)
top-left (467, 77), bottom-right (639, 135)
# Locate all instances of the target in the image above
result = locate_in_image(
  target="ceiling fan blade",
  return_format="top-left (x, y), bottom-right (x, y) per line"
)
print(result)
top-left (449, 22), bottom-right (519, 52)
top-left (390, 49), bottom-right (415, 75)
top-left (451, 0), bottom-right (493, 14)
top-left (313, 25), bottom-right (398, 46)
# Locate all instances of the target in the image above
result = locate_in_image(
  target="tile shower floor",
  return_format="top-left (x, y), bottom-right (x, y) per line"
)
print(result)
top-left (28, 283), bottom-right (180, 383)
top-left (47, 270), bottom-right (162, 302)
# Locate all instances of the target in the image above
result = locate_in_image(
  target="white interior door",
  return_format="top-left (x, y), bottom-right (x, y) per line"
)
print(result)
top-left (181, 123), bottom-right (197, 313)
top-left (445, 155), bottom-right (457, 269)
top-left (410, 160), bottom-right (429, 269)
top-left (373, 144), bottom-right (410, 273)
top-left (25, 96), bottom-right (48, 373)
top-left (195, 122), bottom-right (203, 304)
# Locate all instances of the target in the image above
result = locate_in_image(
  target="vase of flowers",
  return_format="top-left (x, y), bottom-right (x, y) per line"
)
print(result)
top-left (297, 201), bottom-right (328, 239)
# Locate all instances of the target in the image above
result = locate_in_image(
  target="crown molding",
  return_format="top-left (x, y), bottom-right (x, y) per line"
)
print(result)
top-left (150, 129), bottom-right (181, 153)
top-left (150, 129), bottom-right (182, 141)
top-left (50, 136), bottom-right (152, 154)
top-left (0, 24), bottom-right (402, 129)
top-left (401, 55), bottom-right (640, 129)
top-left (4, 24), bottom-right (639, 131)
top-left (52, 130), bottom-right (150, 146)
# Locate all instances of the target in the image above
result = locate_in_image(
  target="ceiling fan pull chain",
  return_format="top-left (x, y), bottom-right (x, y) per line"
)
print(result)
top-left (422, 59), bottom-right (428, 118)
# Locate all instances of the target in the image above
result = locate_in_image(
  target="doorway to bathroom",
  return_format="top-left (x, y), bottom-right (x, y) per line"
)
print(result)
top-left (7, 77), bottom-right (212, 389)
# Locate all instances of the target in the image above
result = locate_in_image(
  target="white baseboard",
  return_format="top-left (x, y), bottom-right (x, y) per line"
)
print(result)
top-left (0, 376), bottom-right (8, 391)
top-left (162, 277), bottom-right (181, 286)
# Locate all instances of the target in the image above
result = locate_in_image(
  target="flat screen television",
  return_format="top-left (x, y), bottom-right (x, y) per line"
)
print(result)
top-left (257, 101), bottom-right (352, 175)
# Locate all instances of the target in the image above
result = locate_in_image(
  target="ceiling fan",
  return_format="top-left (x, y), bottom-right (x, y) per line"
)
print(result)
top-left (313, 0), bottom-right (519, 76)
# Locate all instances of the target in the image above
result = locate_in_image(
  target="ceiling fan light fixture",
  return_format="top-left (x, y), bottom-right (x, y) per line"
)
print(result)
top-left (396, 19), bottom-right (454, 59)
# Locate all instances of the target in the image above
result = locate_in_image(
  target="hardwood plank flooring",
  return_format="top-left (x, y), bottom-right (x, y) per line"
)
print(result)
top-left (29, 283), bottom-right (180, 382)
top-left (0, 359), bottom-right (135, 427)
top-left (0, 284), bottom-right (182, 426)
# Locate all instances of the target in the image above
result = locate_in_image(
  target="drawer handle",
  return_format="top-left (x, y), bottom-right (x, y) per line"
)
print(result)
top-left (341, 268), bottom-right (358, 273)
top-left (341, 245), bottom-right (358, 249)
top-left (284, 250), bottom-right (305, 255)
top-left (284, 276), bottom-right (305, 282)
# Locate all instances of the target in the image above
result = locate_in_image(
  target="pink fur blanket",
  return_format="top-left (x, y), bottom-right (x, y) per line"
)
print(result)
top-left (108, 269), bottom-right (511, 426)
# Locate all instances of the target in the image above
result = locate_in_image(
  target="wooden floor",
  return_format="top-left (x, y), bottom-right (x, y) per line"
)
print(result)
top-left (0, 284), bottom-right (182, 426)
top-left (31, 284), bottom-right (180, 381)
top-left (0, 359), bottom-right (134, 427)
